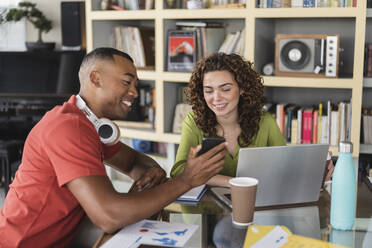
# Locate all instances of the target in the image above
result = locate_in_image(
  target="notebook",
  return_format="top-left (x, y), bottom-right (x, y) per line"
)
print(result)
top-left (211, 144), bottom-right (329, 207)
top-left (177, 184), bottom-right (207, 201)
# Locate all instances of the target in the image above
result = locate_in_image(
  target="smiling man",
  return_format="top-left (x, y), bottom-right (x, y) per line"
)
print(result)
top-left (0, 48), bottom-right (227, 247)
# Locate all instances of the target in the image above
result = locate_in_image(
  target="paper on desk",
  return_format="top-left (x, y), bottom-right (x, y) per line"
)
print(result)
top-left (244, 225), bottom-right (349, 248)
top-left (100, 219), bottom-right (198, 248)
top-left (249, 226), bottom-right (290, 248)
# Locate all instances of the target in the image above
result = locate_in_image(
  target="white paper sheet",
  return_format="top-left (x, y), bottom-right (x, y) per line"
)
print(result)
top-left (101, 219), bottom-right (199, 248)
top-left (250, 226), bottom-right (290, 248)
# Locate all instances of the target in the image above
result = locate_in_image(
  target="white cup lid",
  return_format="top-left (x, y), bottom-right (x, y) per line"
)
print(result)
top-left (229, 177), bottom-right (259, 187)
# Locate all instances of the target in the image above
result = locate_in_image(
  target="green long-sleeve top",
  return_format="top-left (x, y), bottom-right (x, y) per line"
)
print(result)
top-left (170, 111), bottom-right (286, 177)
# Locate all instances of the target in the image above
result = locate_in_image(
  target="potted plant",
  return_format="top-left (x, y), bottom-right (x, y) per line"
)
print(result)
top-left (0, 1), bottom-right (54, 51)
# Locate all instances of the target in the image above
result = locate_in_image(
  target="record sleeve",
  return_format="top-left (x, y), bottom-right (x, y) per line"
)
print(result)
top-left (167, 29), bottom-right (197, 72)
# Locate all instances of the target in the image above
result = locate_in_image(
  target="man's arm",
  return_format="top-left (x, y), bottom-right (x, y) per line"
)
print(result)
top-left (66, 142), bottom-right (227, 234)
top-left (104, 143), bottom-right (166, 190)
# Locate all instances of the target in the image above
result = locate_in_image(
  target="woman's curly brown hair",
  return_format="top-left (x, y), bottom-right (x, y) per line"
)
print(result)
top-left (186, 53), bottom-right (265, 147)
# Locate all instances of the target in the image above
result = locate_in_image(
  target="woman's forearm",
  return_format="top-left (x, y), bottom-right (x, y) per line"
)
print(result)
top-left (206, 174), bottom-right (232, 188)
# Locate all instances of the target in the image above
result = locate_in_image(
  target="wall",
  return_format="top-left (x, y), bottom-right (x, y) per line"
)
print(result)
top-left (29, 0), bottom-right (84, 50)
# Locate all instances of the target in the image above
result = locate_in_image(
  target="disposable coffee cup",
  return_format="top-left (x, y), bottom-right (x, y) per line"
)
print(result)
top-left (229, 177), bottom-right (258, 226)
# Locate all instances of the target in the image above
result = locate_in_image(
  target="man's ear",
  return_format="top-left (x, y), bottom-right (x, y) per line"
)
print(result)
top-left (89, 71), bottom-right (101, 86)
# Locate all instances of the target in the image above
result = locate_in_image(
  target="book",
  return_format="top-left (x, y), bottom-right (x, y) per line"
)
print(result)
top-left (167, 30), bottom-right (197, 72)
top-left (139, 28), bottom-right (155, 67)
top-left (312, 110), bottom-right (319, 144)
top-left (177, 184), bottom-right (207, 201)
top-left (291, 118), bottom-right (298, 144)
top-left (297, 108), bottom-right (303, 144)
top-left (302, 108), bottom-right (314, 144)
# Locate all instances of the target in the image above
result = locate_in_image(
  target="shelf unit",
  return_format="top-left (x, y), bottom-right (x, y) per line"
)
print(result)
top-left (85, 0), bottom-right (368, 157)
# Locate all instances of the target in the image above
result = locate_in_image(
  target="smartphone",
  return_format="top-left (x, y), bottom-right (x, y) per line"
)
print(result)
top-left (198, 137), bottom-right (226, 156)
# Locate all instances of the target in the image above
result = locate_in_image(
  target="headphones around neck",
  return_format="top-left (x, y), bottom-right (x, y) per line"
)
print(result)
top-left (75, 95), bottom-right (120, 146)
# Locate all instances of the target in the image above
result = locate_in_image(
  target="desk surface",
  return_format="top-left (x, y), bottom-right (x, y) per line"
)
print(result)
top-left (94, 182), bottom-right (372, 248)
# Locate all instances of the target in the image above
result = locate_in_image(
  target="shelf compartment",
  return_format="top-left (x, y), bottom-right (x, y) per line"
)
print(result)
top-left (90, 0), bottom-right (154, 12)
top-left (253, 7), bottom-right (360, 18)
top-left (92, 20), bottom-right (155, 68)
top-left (163, 18), bottom-right (245, 72)
top-left (265, 86), bottom-right (352, 107)
top-left (163, 81), bottom-right (189, 136)
top-left (255, 18), bottom-right (356, 79)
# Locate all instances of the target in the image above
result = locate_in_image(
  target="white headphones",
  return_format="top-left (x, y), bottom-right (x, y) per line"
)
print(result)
top-left (75, 95), bottom-right (120, 146)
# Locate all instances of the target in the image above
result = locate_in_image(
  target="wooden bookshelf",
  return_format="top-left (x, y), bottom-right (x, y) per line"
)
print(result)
top-left (85, 0), bottom-right (369, 157)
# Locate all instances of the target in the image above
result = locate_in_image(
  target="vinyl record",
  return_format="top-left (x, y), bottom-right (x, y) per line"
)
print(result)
top-left (280, 40), bottom-right (311, 70)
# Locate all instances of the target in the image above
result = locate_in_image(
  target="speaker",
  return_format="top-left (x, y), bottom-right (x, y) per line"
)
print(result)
top-left (61, 2), bottom-right (86, 51)
top-left (275, 34), bottom-right (340, 78)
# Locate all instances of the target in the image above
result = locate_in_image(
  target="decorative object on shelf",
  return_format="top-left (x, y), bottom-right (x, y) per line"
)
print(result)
top-left (100, 0), bottom-right (112, 10)
top-left (187, 0), bottom-right (203, 9)
top-left (172, 103), bottom-right (192, 133)
top-left (275, 34), bottom-right (340, 78)
top-left (165, 0), bottom-right (176, 8)
top-left (262, 62), bottom-right (275, 76)
top-left (132, 139), bottom-right (151, 153)
top-left (0, 1), bottom-right (54, 51)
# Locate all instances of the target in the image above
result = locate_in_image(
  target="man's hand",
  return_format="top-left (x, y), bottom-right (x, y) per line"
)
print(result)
top-left (131, 166), bottom-right (167, 192)
top-left (179, 142), bottom-right (227, 188)
top-left (322, 152), bottom-right (335, 186)
top-left (324, 158), bottom-right (335, 182)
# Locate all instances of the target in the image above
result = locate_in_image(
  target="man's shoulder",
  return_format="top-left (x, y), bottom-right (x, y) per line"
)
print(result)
top-left (39, 101), bottom-right (94, 135)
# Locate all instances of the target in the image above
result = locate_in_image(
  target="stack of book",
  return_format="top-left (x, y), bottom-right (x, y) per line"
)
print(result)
top-left (109, 0), bottom-right (154, 10)
top-left (256, 0), bottom-right (357, 8)
top-left (165, 0), bottom-right (246, 9)
top-left (113, 26), bottom-right (155, 69)
top-left (264, 99), bottom-right (352, 145)
top-left (218, 29), bottom-right (245, 56)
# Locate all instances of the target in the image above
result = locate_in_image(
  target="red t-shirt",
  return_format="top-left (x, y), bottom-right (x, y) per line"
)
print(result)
top-left (0, 95), bottom-right (122, 247)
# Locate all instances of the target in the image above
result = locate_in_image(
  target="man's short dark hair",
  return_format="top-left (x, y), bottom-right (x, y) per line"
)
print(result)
top-left (81, 47), bottom-right (134, 67)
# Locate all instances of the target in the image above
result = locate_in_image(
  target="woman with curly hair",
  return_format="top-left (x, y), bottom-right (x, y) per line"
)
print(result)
top-left (170, 53), bottom-right (286, 187)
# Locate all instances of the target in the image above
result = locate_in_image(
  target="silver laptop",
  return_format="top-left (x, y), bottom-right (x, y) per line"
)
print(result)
top-left (211, 144), bottom-right (329, 208)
